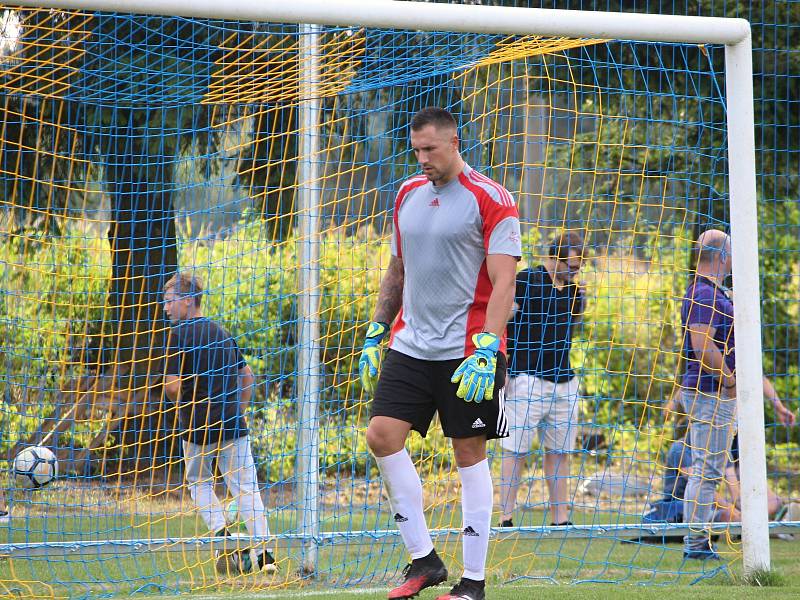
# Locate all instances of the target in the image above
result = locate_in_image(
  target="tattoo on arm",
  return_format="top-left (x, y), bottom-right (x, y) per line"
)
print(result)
top-left (373, 256), bottom-right (404, 324)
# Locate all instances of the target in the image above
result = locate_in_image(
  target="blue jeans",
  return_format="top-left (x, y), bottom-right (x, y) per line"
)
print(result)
top-left (664, 439), bottom-right (690, 502)
top-left (681, 390), bottom-right (736, 551)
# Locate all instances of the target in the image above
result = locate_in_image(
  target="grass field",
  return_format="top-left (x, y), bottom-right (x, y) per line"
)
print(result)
top-left (152, 540), bottom-right (800, 600)
top-left (1, 482), bottom-right (798, 599)
top-left (1, 501), bottom-right (798, 600)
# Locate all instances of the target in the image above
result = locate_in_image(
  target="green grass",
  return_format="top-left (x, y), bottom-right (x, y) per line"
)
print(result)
top-left (1, 489), bottom-right (798, 599)
top-left (741, 567), bottom-right (786, 588)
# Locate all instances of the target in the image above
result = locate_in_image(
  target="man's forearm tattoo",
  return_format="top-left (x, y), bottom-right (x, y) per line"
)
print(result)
top-left (373, 257), bottom-right (404, 324)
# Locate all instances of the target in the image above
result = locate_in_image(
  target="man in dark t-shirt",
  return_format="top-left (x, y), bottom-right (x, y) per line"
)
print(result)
top-left (167, 315), bottom-right (248, 446)
top-left (163, 272), bottom-right (275, 574)
top-left (498, 231), bottom-right (585, 529)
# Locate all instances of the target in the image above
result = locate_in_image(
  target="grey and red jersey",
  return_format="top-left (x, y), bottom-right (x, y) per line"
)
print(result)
top-left (389, 164), bottom-right (522, 360)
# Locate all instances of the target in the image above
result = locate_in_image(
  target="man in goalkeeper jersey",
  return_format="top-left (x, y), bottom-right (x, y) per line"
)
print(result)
top-left (359, 107), bottom-right (521, 600)
top-left (163, 272), bottom-right (276, 574)
top-left (680, 229), bottom-right (795, 560)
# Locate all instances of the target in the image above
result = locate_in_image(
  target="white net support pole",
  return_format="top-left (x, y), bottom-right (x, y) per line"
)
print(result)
top-left (724, 33), bottom-right (770, 575)
top-left (8, 0), bottom-right (749, 45)
top-left (296, 22), bottom-right (322, 577)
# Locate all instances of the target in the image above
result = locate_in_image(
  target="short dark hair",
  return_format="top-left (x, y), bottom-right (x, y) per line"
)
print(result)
top-left (410, 107), bottom-right (457, 132)
top-left (548, 231), bottom-right (585, 260)
top-left (164, 272), bottom-right (204, 307)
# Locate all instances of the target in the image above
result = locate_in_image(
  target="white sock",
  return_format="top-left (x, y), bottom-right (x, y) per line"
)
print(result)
top-left (375, 449), bottom-right (433, 559)
top-left (459, 459), bottom-right (492, 581)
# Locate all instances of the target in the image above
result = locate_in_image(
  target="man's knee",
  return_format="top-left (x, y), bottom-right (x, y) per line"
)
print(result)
top-left (365, 426), bottom-right (390, 455)
top-left (452, 436), bottom-right (487, 467)
top-left (688, 469), bottom-right (723, 492)
top-left (543, 450), bottom-right (570, 476)
top-left (366, 417), bottom-right (410, 456)
top-left (693, 456), bottom-right (725, 482)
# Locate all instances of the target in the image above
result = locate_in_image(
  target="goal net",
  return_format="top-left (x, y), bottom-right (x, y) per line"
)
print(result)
top-left (0, 2), bottom-right (793, 598)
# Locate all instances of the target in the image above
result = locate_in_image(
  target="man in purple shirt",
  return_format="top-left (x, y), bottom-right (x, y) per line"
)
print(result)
top-left (681, 229), bottom-right (795, 560)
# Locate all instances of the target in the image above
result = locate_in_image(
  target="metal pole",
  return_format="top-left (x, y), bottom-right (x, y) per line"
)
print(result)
top-left (13, 0), bottom-right (749, 45)
top-left (725, 34), bottom-right (770, 575)
top-left (296, 22), bottom-right (321, 577)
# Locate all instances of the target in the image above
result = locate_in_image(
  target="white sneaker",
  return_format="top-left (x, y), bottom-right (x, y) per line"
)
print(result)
top-left (258, 551), bottom-right (278, 574)
top-left (775, 502), bottom-right (800, 541)
top-left (0, 511), bottom-right (9, 524)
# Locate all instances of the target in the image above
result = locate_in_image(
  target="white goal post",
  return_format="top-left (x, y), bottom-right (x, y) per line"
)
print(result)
top-left (11, 0), bottom-right (768, 576)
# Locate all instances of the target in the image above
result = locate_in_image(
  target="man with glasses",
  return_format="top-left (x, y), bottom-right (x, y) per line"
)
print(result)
top-left (498, 231), bottom-right (586, 528)
top-left (163, 272), bottom-right (276, 574)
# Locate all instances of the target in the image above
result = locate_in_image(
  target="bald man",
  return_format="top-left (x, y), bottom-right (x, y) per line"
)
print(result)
top-left (680, 229), bottom-right (795, 560)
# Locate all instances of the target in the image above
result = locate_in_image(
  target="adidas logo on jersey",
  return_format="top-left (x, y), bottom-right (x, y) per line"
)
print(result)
top-left (471, 418), bottom-right (485, 429)
top-left (463, 526), bottom-right (479, 537)
top-left (394, 513), bottom-right (408, 523)
top-left (429, 198), bottom-right (440, 207)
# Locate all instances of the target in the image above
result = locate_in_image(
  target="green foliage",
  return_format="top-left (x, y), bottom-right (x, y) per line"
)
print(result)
top-left (3, 211), bottom-right (796, 472)
top-left (183, 221), bottom-right (390, 404)
top-left (0, 231), bottom-right (110, 453)
top-left (577, 236), bottom-right (690, 423)
top-left (767, 443), bottom-right (800, 473)
top-left (758, 199), bottom-right (800, 442)
top-left (183, 221), bottom-right (701, 477)
top-left (759, 199), bottom-right (800, 373)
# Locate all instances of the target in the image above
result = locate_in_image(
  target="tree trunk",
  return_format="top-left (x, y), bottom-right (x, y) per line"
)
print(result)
top-left (102, 106), bottom-right (180, 479)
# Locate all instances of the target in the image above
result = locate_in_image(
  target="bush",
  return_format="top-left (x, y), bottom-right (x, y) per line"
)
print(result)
top-left (0, 231), bottom-right (109, 453)
top-left (3, 212), bottom-right (798, 476)
top-left (183, 222), bottom-right (390, 406)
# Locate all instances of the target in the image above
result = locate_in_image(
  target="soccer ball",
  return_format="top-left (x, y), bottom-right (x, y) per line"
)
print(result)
top-left (13, 446), bottom-right (58, 489)
top-left (215, 547), bottom-right (276, 575)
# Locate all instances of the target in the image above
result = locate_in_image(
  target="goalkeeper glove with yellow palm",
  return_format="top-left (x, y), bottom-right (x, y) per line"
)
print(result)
top-left (451, 332), bottom-right (500, 403)
top-left (359, 321), bottom-right (390, 395)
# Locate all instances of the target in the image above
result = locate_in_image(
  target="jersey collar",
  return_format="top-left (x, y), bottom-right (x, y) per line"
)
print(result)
top-left (695, 274), bottom-right (732, 299)
top-left (431, 163), bottom-right (472, 194)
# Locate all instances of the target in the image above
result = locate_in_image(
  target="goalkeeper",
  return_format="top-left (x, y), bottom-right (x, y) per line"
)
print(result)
top-left (359, 107), bottom-right (520, 600)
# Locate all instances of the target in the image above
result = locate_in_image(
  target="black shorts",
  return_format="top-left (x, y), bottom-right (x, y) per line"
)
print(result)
top-left (371, 349), bottom-right (508, 440)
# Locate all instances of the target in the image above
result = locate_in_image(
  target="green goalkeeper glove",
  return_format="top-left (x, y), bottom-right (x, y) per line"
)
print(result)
top-left (359, 321), bottom-right (390, 395)
top-left (451, 332), bottom-right (500, 403)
